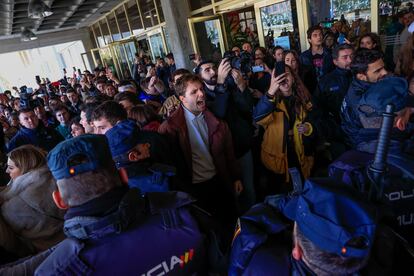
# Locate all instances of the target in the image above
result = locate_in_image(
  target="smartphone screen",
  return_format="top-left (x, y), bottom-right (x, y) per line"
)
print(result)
top-left (252, 65), bottom-right (264, 73)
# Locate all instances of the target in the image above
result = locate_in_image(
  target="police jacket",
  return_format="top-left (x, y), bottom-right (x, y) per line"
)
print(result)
top-left (35, 187), bottom-right (207, 275)
top-left (229, 197), bottom-right (403, 276)
top-left (340, 79), bottom-right (373, 147)
top-left (6, 122), bottom-right (64, 152)
top-left (123, 162), bottom-right (175, 194)
top-left (316, 67), bottom-right (352, 125)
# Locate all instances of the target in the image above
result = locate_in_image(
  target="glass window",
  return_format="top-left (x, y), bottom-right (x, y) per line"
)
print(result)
top-left (92, 49), bottom-right (104, 69)
top-left (162, 26), bottom-right (172, 53)
top-left (189, 0), bottom-right (211, 11)
top-left (116, 6), bottom-right (132, 39)
top-left (308, 0), bottom-right (371, 43)
top-left (123, 40), bottom-right (138, 67)
top-left (89, 27), bottom-right (97, 48)
top-left (139, 0), bottom-right (158, 28)
top-left (93, 23), bottom-right (105, 48)
top-left (113, 44), bottom-right (131, 79)
top-left (155, 0), bottom-right (165, 23)
top-left (379, 1), bottom-right (414, 72)
top-left (100, 47), bottom-right (119, 78)
top-left (223, 7), bottom-right (259, 49)
top-left (137, 38), bottom-right (152, 57)
top-left (259, 0), bottom-right (300, 50)
top-left (99, 19), bottom-right (112, 44)
top-left (126, 0), bottom-right (145, 36)
top-left (193, 19), bottom-right (223, 63)
top-left (149, 32), bottom-right (166, 60)
top-left (107, 12), bottom-right (122, 42)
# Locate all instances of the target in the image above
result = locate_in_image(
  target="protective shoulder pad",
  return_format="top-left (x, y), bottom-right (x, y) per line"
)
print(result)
top-left (229, 203), bottom-right (289, 275)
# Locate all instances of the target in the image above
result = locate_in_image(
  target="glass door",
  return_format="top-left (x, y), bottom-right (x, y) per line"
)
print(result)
top-left (255, 0), bottom-right (301, 51)
top-left (188, 15), bottom-right (226, 64)
top-left (91, 49), bottom-right (104, 69)
top-left (81, 52), bottom-right (93, 71)
top-left (122, 39), bottom-right (138, 70)
top-left (99, 46), bottom-right (120, 79)
top-left (111, 42), bottom-right (132, 80)
top-left (148, 29), bottom-right (167, 60)
top-left (136, 37), bottom-right (152, 59)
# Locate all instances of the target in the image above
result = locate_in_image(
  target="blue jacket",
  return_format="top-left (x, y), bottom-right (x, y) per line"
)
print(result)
top-left (35, 188), bottom-right (207, 275)
top-left (329, 149), bottom-right (414, 246)
top-left (7, 122), bottom-right (64, 152)
top-left (340, 79), bottom-right (373, 147)
top-left (316, 67), bottom-right (352, 124)
top-left (229, 195), bottom-right (402, 275)
top-left (124, 162), bottom-right (175, 194)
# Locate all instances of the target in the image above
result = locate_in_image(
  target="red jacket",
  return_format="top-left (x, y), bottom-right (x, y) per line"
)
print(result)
top-left (159, 106), bottom-right (240, 188)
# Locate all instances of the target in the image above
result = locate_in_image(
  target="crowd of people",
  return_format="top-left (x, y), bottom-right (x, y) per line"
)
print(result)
top-left (0, 16), bottom-right (413, 275)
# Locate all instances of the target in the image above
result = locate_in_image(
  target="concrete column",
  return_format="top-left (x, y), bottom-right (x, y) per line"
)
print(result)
top-left (160, 0), bottom-right (194, 70)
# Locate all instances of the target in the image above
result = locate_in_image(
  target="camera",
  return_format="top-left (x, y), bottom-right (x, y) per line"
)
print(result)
top-left (223, 50), bottom-right (252, 75)
top-left (19, 86), bottom-right (41, 109)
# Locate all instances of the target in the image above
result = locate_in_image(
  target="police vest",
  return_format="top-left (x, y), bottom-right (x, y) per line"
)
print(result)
top-left (329, 150), bottom-right (414, 246)
top-left (35, 189), bottom-right (207, 275)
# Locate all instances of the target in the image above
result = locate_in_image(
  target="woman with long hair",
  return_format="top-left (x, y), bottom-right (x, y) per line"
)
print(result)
top-left (283, 50), bottom-right (316, 94)
top-left (1, 145), bottom-right (65, 255)
top-left (357, 32), bottom-right (382, 52)
top-left (253, 64), bottom-right (317, 194)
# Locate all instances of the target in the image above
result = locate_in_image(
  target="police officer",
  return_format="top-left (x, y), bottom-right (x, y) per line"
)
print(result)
top-left (33, 135), bottom-right (207, 275)
top-left (355, 76), bottom-right (413, 152)
top-left (330, 77), bottom-right (414, 247)
top-left (340, 49), bottom-right (388, 148)
top-left (229, 179), bottom-right (385, 275)
top-left (316, 44), bottom-right (354, 127)
top-left (315, 43), bottom-right (354, 160)
top-left (105, 119), bottom-right (175, 193)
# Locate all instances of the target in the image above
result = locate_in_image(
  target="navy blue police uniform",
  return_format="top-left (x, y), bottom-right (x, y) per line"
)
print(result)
top-left (106, 120), bottom-right (175, 194)
top-left (229, 178), bottom-right (379, 275)
top-left (331, 79), bottom-right (414, 247)
top-left (34, 135), bottom-right (207, 275)
top-left (340, 77), bottom-right (409, 148)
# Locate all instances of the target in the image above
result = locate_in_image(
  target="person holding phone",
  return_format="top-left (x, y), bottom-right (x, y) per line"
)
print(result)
top-left (253, 63), bottom-right (318, 194)
top-left (249, 58), bottom-right (272, 97)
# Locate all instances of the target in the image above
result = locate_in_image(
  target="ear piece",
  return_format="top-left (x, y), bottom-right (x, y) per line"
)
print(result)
top-left (52, 190), bottom-right (69, 210)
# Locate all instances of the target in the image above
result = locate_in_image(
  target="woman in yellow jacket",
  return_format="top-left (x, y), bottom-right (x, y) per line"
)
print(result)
top-left (253, 63), bottom-right (316, 193)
